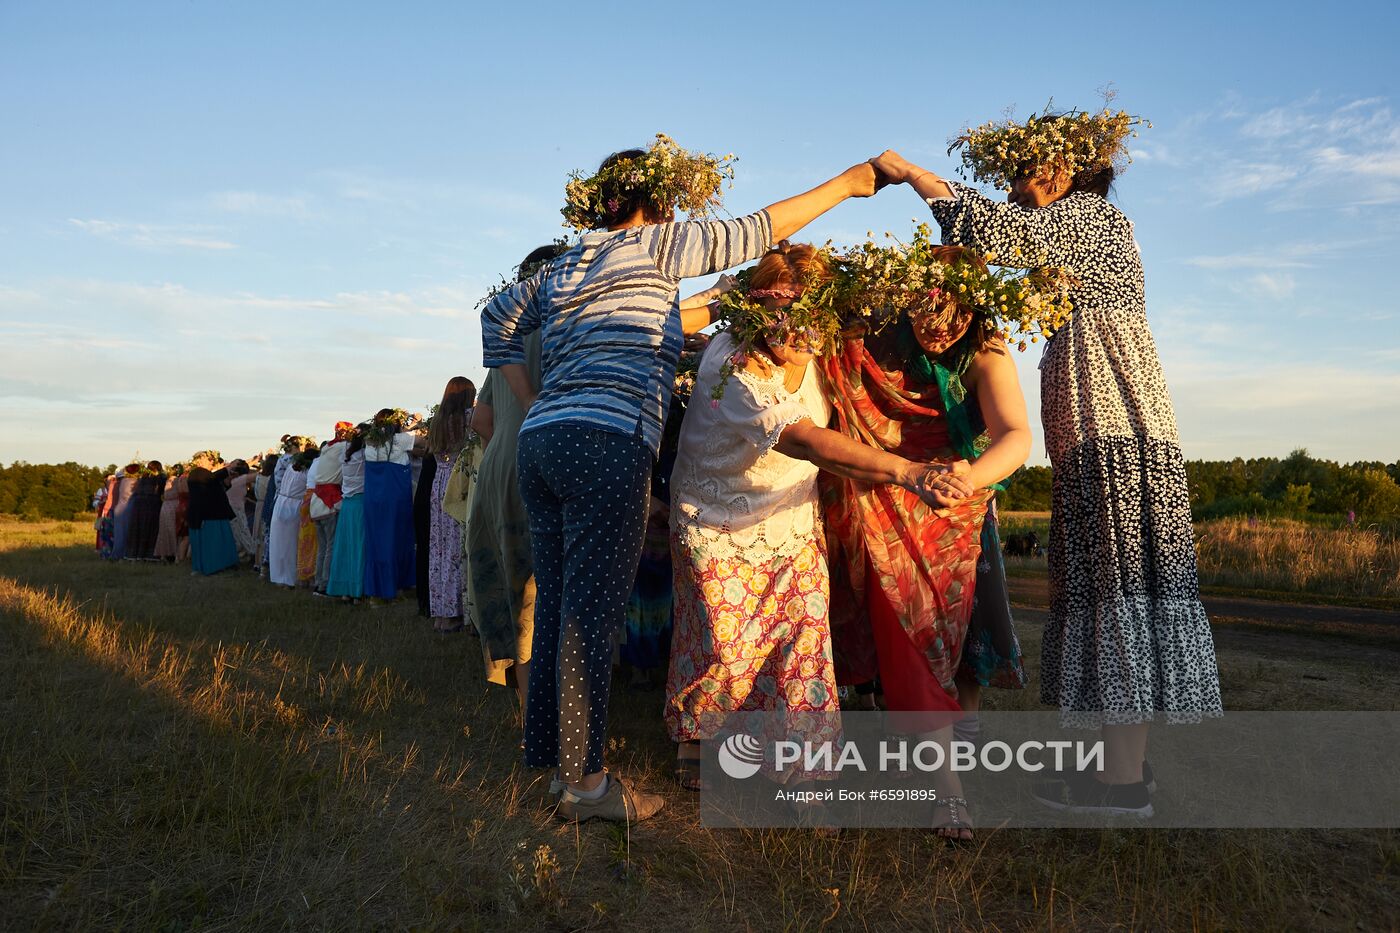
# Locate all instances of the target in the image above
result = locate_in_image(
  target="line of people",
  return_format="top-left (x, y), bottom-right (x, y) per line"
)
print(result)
top-left (93, 380), bottom-right (481, 632)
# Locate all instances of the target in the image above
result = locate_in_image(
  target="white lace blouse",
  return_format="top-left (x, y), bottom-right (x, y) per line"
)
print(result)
top-left (670, 331), bottom-right (832, 563)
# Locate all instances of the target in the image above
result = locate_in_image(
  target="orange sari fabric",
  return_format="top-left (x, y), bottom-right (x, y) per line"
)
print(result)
top-left (819, 337), bottom-right (990, 695)
top-left (297, 490), bottom-right (318, 583)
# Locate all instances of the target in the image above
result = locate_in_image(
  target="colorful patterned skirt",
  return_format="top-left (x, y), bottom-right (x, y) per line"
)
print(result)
top-left (665, 533), bottom-right (840, 778)
top-left (190, 520), bottom-right (238, 575)
top-left (96, 516), bottom-right (115, 558)
top-left (427, 452), bottom-right (463, 618)
top-left (959, 505), bottom-right (1027, 690)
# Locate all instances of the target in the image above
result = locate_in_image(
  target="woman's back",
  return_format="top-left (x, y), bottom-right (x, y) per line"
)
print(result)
top-left (482, 212), bottom-right (774, 459)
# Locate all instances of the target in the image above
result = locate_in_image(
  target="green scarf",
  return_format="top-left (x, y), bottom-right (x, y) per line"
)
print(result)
top-left (897, 322), bottom-right (1005, 492)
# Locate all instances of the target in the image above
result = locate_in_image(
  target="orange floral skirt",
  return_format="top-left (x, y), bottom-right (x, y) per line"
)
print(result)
top-left (665, 534), bottom-right (840, 765)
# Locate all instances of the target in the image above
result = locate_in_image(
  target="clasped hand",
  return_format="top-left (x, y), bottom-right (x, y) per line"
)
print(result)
top-left (910, 460), bottom-right (976, 510)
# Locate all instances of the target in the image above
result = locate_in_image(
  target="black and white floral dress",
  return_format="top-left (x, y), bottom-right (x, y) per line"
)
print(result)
top-left (929, 182), bottom-right (1223, 727)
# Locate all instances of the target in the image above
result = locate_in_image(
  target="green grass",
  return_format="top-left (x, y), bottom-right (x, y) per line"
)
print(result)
top-left (2, 521), bottom-right (1398, 931)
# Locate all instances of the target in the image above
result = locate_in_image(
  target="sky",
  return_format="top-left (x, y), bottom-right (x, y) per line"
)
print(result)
top-left (1, 0), bottom-right (1398, 468)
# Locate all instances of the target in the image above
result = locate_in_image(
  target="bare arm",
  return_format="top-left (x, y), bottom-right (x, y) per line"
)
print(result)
top-left (499, 363), bottom-right (537, 411)
top-left (775, 418), bottom-right (956, 490)
top-left (470, 402), bottom-right (495, 446)
top-left (678, 274), bottom-right (737, 334)
top-left (961, 345), bottom-right (1033, 488)
top-left (764, 163), bottom-right (878, 242)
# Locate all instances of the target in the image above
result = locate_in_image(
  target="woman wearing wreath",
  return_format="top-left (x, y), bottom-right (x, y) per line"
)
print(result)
top-left (872, 103), bottom-right (1223, 816)
top-left (664, 243), bottom-right (966, 811)
top-left (481, 134), bottom-right (882, 824)
top-left (819, 231), bottom-right (1037, 840)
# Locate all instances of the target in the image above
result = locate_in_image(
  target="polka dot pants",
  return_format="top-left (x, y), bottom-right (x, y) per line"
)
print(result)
top-left (516, 424), bottom-right (652, 783)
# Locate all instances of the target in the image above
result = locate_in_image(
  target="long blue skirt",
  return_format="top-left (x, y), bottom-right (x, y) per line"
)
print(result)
top-left (363, 461), bottom-right (414, 598)
top-left (327, 494), bottom-right (366, 598)
top-left (190, 520), bottom-right (239, 575)
top-left (110, 497), bottom-right (135, 560)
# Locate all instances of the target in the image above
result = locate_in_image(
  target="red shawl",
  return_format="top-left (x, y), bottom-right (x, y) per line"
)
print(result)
top-left (819, 337), bottom-right (990, 690)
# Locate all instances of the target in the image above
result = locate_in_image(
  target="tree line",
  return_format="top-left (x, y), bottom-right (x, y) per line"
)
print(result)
top-left (992, 449), bottom-right (1400, 526)
top-left (4, 450), bottom-right (1399, 525)
top-left (0, 462), bottom-right (115, 521)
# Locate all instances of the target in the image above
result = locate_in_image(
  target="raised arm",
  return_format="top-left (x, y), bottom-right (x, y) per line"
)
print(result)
top-left (678, 274), bottom-right (737, 334)
top-left (648, 163), bottom-right (878, 281)
top-left (764, 163), bottom-right (879, 242)
top-left (871, 149), bottom-right (1056, 265)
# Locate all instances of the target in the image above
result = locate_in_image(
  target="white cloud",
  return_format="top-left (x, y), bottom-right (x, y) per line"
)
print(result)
top-left (68, 218), bottom-right (236, 251)
top-left (1193, 97), bottom-right (1400, 207)
top-left (206, 190), bottom-right (312, 217)
top-left (0, 274), bottom-right (497, 464)
top-left (1243, 272), bottom-right (1296, 300)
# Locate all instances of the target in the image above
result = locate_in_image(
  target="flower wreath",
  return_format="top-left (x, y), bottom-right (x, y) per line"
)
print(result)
top-left (360, 408), bottom-right (420, 449)
top-left (831, 224), bottom-right (1077, 352)
top-left (948, 99), bottom-right (1150, 190)
top-left (561, 133), bottom-right (736, 232)
top-left (708, 260), bottom-right (841, 401)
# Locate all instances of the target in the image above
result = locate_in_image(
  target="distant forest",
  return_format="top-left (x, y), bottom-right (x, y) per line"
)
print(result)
top-left (3, 450), bottom-right (1399, 525)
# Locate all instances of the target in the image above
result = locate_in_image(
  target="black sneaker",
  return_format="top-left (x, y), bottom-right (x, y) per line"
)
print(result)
top-left (1031, 777), bottom-right (1153, 818)
top-left (1143, 760), bottom-right (1156, 795)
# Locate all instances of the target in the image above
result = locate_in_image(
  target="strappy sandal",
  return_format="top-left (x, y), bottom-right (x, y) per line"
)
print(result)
top-left (932, 795), bottom-right (974, 844)
top-left (673, 756), bottom-right (708, 792)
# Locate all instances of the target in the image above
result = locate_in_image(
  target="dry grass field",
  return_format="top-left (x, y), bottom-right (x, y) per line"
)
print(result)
top-left (2, 517), bottom-right (1398, 931)
top-left (1000, 512), bottom-right (1400, 606)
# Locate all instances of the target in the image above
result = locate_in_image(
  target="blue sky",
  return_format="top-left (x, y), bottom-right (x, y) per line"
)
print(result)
top-left (2, 0), bottom-right (1398, 467)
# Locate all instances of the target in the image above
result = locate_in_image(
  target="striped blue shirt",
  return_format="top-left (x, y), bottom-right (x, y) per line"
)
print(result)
top-left (481, 211), bottom-right (773, 458)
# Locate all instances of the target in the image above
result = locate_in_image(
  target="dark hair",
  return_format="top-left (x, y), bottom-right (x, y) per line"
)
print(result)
top-left (1069, 165), bottom-right (1115, 197)
top-left (259, 456), bottom-right (277, 476)
top-left (427, 376), bottom-right (476, 455)
top-left (594, 148), bottom-right (651, 228)
top-left (147, 460), bottom-right (163, 473)
top-left (517, 243), bottom-right (568, 282)
top-left (344, 422), bottom-right (370, 461)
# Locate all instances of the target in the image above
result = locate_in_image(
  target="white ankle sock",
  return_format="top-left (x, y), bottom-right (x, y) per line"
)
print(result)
top-left (569, 775), bottom-right (609, 800)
